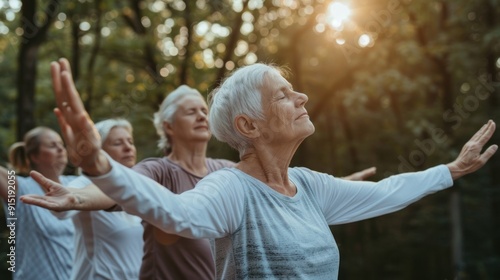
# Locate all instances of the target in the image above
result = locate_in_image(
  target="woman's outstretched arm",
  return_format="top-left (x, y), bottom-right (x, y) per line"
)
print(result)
top-left (20, 171), bottom-right (116, 211)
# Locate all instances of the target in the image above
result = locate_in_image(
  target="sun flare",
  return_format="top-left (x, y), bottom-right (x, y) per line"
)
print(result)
top-left (326, 2), bottom-right (351, 29)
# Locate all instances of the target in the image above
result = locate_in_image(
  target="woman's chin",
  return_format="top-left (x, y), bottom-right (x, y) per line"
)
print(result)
top-left (303, 123), bottom-right (316, 137)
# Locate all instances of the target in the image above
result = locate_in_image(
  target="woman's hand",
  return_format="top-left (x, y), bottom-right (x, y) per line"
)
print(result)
top-left (342, 167), bottom-right (377, 181)
top-left (19, 171), bottom-right (80, 211)
top-left (20, 170), bottom-right (116, 211)
top-left (51, 58), bottom-right (110, 176)
top-left (447, 120), bottom-right (498, 180)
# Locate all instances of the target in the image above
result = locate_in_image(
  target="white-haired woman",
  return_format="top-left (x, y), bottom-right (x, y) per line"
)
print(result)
top-left (133, 85), bottom-right (234, 279)
top-left (24, 58), bottom-right (497, 278)
top-left (0, 127), bottom-right (76, 280)
top-left (51, 118), bottom-right (143, 280)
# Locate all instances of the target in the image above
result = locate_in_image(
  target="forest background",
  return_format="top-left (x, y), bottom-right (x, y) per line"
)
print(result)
top-left (1, 0), bottom-right (499, 279)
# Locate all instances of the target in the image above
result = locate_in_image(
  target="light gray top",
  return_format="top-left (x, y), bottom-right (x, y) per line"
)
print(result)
top-left (3, 175), bottom-right (76, 280)
top-left (89, 156), bottom-right (453, 279)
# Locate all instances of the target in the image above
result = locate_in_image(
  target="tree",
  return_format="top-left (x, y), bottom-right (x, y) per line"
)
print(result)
top-left (16, 0), bottom-right (61, 140)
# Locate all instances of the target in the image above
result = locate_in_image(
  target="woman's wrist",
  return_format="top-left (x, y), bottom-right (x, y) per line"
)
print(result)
top-left (446, 162), bottom-right (465, 181)
top-left (81, 151), bottom-right (111, 177)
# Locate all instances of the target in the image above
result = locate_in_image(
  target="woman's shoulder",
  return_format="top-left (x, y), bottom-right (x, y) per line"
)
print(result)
top-left (198, 167), bottom-right (243, 190)
top-left (135, 156), bottom-right (168, 166)
top-left (133, 157), bottom-right (174, 172)
top-left (14, 175), bottom-right (42, 195)
top-left (203, 166), bottom-right (236, 179)
top-left (15, 174), bottom-right (35, 185)
top-left (289, 167), bottom-right (332, 190)
top-left (289, 166), bottom-right (316, 178)
top-left (206, 158), bottom-right (236, 171)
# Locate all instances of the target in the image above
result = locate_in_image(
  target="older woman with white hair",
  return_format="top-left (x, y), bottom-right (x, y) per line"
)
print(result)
top-left (52, 118), bottom-right (144, 280)
top-left (23, 58), bottom-right (497, 279)
top-left (134, 84), bottom-right (234, 279)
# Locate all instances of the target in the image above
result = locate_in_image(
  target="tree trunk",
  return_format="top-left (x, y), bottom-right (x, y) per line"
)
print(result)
top-left (179, 0), bottom-right (192, 85)
top-left (450, 187), bottom-right (464, 276)
top-left (83, 0), bottom-right (104, 115)
top-left (16, 42), bottom-right (38, 140)
top-left (212, 0), bottom-right (248, 89)
top-left (16, 0), bottom-right (61, 140)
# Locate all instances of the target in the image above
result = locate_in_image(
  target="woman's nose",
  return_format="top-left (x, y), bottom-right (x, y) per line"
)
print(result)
top-left (124, 142), bottom-right (134, 150)
top-left (57, 143), bottom-right (66, 152)
top-left (295, 91), bottom-right (308, 106)
top-left (197, 111), bottom-right (207, 120)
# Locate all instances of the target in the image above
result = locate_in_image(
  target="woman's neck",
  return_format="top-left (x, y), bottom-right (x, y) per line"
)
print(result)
top-left (236, 144), bottom-right (298, 197)
top-left (167, 142), bottom-right (208, 177)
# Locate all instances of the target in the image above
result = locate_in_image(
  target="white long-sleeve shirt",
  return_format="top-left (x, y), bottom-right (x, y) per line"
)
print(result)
top-left (53, 176), bottom-right (144, 280)
top-left (88, 157), bottom-right (453, 279)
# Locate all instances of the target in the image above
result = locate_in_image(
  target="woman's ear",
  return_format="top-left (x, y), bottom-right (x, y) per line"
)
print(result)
top-left (234, 115), bottom-right (260, 139)
top-left (29, 153), bottom-right (40, 166)
top-left (162, 121), bottom-right (174, 136)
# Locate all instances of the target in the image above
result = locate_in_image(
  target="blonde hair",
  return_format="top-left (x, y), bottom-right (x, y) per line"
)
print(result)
top-left (8, 127), bottom-right (56, 175)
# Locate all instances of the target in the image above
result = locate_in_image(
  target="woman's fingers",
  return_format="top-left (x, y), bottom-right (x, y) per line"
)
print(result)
top-left (19, 195), bottom-right (59, 209)
top-left (478, 120), bottom-right (496, 146)
top-left (478, 144), bottom-right (498, 165)
top-left (50, 62), bottom-right (63, 108)
top-left (359, 167), bottom-right (377, 179)
top-left (448, 120), bottom-right (498, 180)
top-left (463, 121), bottom-right (496, 165)
top-left (58, 58), bottom-right (71, 73)
top-left (468, 120), bottom-right (495, 146)
top-left (61, 69), bottom-right (85, 114)
top-left (343, 167), bottom-right (377, 181)
top-left (54, 108), bottom-right (75, 145)
top-left (50, 58), bottom-right (103, 170)
top-left (54, 108), bottom-right (84, 166)
top-left (23, 170), bottom-right (74, 211)
top-left (30, 170), bottom-right (59, 193)
top-left (51, 58), bottom-right (82, 125)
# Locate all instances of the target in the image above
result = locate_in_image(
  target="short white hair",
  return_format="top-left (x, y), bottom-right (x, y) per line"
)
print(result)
top-left (95, 118), bottom-right (133, 144)
top-left (208, 63), bottom-right (284, 153)
top-left (153, 85), bottom-right (204, 152)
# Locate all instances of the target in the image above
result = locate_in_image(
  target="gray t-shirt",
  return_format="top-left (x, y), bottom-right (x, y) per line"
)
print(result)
top-left (132, 157), bottom-right (234, 280)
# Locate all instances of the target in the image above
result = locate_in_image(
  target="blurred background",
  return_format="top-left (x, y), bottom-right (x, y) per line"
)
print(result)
top-left (0, 0), bottom-right (499, 279)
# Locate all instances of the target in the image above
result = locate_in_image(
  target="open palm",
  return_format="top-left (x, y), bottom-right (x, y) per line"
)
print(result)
top-left (20, 170), bottom-right (79, 211)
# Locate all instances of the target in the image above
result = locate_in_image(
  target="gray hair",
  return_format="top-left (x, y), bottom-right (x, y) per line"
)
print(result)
top-left (208, 63), bottom-right (284, 153)
top-left (153, 85), bottom-right (204, 152)
top-left (95, 119), bottom-right (133, 144)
